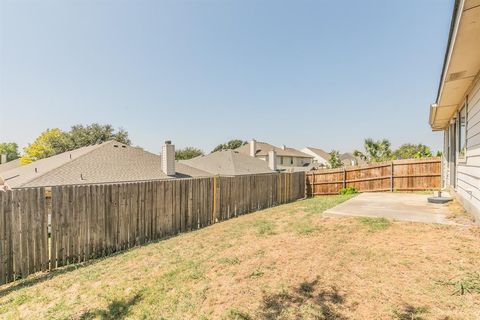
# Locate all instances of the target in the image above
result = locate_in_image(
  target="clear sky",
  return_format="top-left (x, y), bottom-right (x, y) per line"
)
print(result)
top-left (0, 0), bottom-right (453, 154)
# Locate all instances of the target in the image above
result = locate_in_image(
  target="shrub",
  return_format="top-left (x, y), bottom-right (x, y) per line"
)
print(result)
top-left (339, 187), bottom-right (358, 195)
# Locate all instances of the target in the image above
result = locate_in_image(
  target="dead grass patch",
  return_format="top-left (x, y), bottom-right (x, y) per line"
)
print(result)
top-left (1, 195), bottom-right (479, 319)
top-left (447, 197), bottom-right (475, 224)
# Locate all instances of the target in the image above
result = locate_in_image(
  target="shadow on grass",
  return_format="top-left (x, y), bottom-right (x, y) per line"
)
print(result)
top-left (0, 234), bottom-right (180, 297)
top-left (259, 279), bottom-right (348, 320)
top-left (392, 304), bottom-right (429, 320)
top-left (0, 262), bottom-right (97, 298)
top-left (79, 293), bottom-right (142, 320)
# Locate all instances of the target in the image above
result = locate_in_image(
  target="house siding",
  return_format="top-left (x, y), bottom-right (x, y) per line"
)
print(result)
top-left (455, 77), bottom-right (480, 221)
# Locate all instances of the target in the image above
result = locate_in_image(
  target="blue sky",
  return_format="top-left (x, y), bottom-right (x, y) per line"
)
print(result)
top-left (0, 0), bottom-right (453, 154)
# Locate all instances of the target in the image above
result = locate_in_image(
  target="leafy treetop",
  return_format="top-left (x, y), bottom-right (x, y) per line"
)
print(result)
top-left (328, 150), bottom-right (343, 168)
top-left (175, 147), bottom-right (204, 160)
top-left (21, 123), bottom-right (131, 164)
top-left (212, 139), bottom-right (247, 153)
top-left (354, 138), bottom-right (393, 163)
top-left (0, 142), bottom-right (20, 162)
top-left (394, 143), bottom-right (432, 159)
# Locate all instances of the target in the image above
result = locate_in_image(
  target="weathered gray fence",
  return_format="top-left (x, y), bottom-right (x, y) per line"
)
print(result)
top-left (0, 172), bottom-right (305, 285)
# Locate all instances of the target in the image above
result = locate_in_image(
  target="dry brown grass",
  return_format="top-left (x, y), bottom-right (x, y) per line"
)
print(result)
top-left (447, 197), bottom-right (476, 224)
top-left (1, 195), bottom-right (479, 320)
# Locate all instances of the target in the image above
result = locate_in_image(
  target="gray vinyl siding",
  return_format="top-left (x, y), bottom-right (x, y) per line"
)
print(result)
top-left (456, 77), bottom-right (480, 220)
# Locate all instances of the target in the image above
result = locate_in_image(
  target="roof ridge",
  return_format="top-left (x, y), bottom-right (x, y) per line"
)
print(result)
top-left (228, 149), bottom-right (239, 175)
top-left (16, 142), bottom-right (112, 187)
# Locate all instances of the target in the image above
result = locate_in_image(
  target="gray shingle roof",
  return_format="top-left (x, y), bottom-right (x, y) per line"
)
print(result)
top-left (340, 153), bottom-right (367, 166)
top-left (1, 141), bottom-right (211, 188)
top-left (0, 159), bottom-right (22, 174)
top-left (236, 141), bottom-right (313, 158)
top-left (180, 150), bottom-right (274, 176)
top-left (304, 147), bottom-right (331, 160)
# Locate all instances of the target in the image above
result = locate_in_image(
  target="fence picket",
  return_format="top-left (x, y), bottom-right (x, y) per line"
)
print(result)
top-left (0, 172), bottom-right (304, 286)
top-left (305, 157), bottom-right (441, 196)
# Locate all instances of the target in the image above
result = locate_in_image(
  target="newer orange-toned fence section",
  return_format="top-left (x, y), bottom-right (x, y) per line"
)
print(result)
top-left (0, 172), bottom-right (305, 285)
top-left (305, 158), bottom-right (441, 196)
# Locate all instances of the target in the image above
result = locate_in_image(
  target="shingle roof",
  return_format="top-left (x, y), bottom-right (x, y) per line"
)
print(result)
top-left (236, 141), bottom-right (313, 158)
top-left (0, 159), bottom-right (22, 174)
top-left (180, 150), bottom-right (274, 176)
top-left (0, 141), bottom-right (211, 188)
top-left (304, 147), bottom-right (331, 160)
top-left (340, 153), bottom-right (367, 166)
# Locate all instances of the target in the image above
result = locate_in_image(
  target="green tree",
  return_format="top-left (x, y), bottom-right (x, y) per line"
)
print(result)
top-left (21, 128), bottom-right (71, 164)
top-left (353, 138), bottom-right (393, 163)
top-left (394, 143), bottom-right (432, 160)
top-left (69, 123), bottom-right (131, 148)
top-left (175, 147), bottom-right (204, 160)
top-left (21, 123), bottom-right (132, 164)
top-left (0, 142), bottom-right (20, 162)
top-left (212, 139), bottom-right (247, 153)
top-left (328, 150), bottom-right (343, 168)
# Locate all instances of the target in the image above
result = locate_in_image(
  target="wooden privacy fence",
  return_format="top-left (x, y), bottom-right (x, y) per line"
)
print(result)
top-left (0, 172), bottom-right (305, 285)
top-left (305, 158), bottom-right (441, 196)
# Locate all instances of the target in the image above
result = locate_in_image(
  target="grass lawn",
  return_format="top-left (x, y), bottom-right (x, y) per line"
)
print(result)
top-left (1, 195), bottom-right (480, 319)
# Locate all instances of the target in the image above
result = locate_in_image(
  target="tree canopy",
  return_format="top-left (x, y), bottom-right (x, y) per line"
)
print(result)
top-left (212, 139), bottom-right (247, 153)
top-left (394, 143), bottom-right (432, 159)
top-left (328, 150), bottom-right (343, 168)
top-left (21, 129), bottom-right (71, 164)
top-left (354, 138), bottom-right (393, 163)
top-left (21, 124), bottom-right (131, 164)
top-left (69, 124), bottom-right (130, 149)
top-left (353, 139), bottom-right (436, 163)
top-left (0, 142), bottom-right (20, 162)
top-left (175, 147), bottom-right (204, 160)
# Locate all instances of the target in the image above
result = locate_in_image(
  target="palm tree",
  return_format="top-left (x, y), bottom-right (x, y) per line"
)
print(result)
top-left (353, 138), bottom-right (393, 163)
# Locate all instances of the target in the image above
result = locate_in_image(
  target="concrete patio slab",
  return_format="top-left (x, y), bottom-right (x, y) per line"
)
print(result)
top-left (324, 192), bottom-right (455, 225)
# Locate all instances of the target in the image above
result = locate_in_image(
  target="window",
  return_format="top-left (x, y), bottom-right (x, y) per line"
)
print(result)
top-left (290, 157), bottom-right (294, 165)
top-left (280, 157), bottom-right (284, 165)
top-left (458, 104), bottom-right (466, 158)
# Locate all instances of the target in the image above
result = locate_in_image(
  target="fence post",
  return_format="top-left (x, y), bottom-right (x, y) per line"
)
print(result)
top-left (390, 161), bottom-right (394, 192)
top-left (305, 172), bottom-right (308, 197)
top-left (343, 167), bottom-right (346, 189)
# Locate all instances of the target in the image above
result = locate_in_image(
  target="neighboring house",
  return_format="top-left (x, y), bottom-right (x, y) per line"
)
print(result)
top-left (340, 153), bottom-right (366, 167)
top-left (301, 148), bottom-right (365, 168)
top-left (236, 140), bottom-right (314, 170)
top-left (180, 149), bottom-right (275, 176)
top-left (0, 158), bottom-right (22, 174)
top-left (429, 0), bottom-right (480, 220)
top-left (301, 147), bottom-right (330, 168)
top-left (0, 140), bottom-right (210, 189)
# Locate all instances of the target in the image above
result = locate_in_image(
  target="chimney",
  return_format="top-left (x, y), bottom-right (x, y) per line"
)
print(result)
top-left (281, 145), bottom-right (286, 150)
top-left (162, 140), bottom-right (176, 176)
top-left (0, 154), bottom-right (6, 164)
top-left (250, 139), bottom-right (257, 157)
top-left (268, 150), bottom-right (277, 171)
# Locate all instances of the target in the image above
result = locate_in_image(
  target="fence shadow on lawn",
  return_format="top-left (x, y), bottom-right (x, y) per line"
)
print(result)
top-left (0, 229), bottom-right (187, 298)
top-left (0, 257), bottom-right (101, 298)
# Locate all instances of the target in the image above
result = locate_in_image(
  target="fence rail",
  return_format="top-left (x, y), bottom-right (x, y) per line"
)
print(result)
top-left (305, 158), bottom-right (441, 196)
top-left (0, 172), bottom-right (305, 285)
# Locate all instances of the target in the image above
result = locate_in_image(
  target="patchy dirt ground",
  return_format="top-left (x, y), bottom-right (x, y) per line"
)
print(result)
top-left (0, 195), bottom-right (479, 320)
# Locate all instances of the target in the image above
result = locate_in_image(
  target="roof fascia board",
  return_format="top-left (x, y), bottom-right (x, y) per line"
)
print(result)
top-left (436, 0), bottom-right (464, 104)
